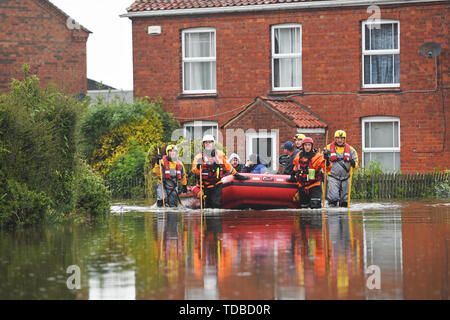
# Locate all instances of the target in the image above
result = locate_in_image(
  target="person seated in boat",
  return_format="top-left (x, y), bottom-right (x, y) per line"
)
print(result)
top-left (228, 153), bottom-right (243, 173)
top-left (280, 141), bottom-right (300, 175)
top-left (323, 130), bottom-right (358, 207)
top-left (294, 133), bottom-right (305, 151)
top-left (192, 135), bottom-right (249, 208)
top-left (241, 154), bottom-right (268, 174)
top-left (288, 137), bottom-right (330, 209)
top-left (152, 144), bottom-right (188, 207)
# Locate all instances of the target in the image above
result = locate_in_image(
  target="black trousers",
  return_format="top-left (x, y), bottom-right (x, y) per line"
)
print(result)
top-left (204, 183), bottom-right (223, 209)
top-left (299, 185), bottom-right (322, 209)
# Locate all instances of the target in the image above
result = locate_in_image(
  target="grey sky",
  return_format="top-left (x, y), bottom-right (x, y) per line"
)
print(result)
top-left (49, 0), bottom-right (133, 90)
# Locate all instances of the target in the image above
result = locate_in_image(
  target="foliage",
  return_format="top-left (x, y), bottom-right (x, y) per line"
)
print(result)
top-left (74, 161), bottom-right (111, 217)
top-left (79, 98), bottom-right (179, 200)
top-left (350, 160), bottom-right (384, 199)
top-left (0, 69), bottom-right (86, 215)
top-left (0, 174), bottom-right (51, 227)
top-left (0, 67), bottom-right (111, 226)
top-left (105, 144), bottom-right (147, 199)
top-left (79, 98), bottom-right (179, 164)
top-left (91, 115), bottom-right (163, 176)
top-left (435, 180), bottom-right (450, 199)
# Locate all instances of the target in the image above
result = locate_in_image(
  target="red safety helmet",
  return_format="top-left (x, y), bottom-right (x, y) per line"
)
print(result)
top-left (302, 137), bottom-right (314, 146)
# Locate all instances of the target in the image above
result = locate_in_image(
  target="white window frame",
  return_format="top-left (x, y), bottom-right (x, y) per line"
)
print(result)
top-left (182, 27), bottom-right (216, 94)
top-left (245, 131), bottom-right (278, 172)
top-left (362, 116), bottom-right (401, 170)
top-left (362, 20), bottom-right (400, 89)
top-left (271, 24), bottom-right (302, 91)
top-left (183, 120), bottom-right (218, 140)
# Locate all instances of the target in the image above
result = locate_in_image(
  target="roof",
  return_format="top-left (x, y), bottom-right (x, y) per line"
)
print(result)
top-left (38, 0), bottom-right (92, 34)
top-left (125, 0), bottom-right (445, 14)
top-left (127, 0), bottom-right (325, 12)
top-left (87, 79), bottom-right (117, 91)
top-left (222, 96), bottom-right (327, 129)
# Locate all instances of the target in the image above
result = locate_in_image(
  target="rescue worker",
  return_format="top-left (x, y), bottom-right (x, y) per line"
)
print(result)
top-left (152, 144), bottom-right (188, 207)
top-left (294, 133), bottom-right (305, 151)
top-left (228, 153), bottom-right (243, 173)
top-left (289, 137), bottom-right (330, 209)
top-left (323, 130), bottom-right (358, 207)
top-left (192, 135), bottom-right (248, 208)
top-left (280, 141), bottom-right (300, 175)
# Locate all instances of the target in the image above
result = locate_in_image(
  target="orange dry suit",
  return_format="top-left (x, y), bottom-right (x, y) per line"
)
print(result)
top-left (152, 155), bottom-right (187, 207)
top-left (192, 149), bottom-right (236, 189)
top-left (293, 149), bottom-right (330, 191)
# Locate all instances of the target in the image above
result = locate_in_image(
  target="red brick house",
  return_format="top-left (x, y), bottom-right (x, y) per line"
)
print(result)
top-left (122, 0), bottom-right (449, 172)
top-left (0, 0), bottom-right (91, 96)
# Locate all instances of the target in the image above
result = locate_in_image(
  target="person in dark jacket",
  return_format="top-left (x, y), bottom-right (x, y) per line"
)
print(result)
top-left (280, 141), bottom-right (300, 175)
top-left (241, 154), bottom-right (268, 174)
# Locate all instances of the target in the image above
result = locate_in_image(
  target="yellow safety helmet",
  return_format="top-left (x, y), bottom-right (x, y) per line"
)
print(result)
top-left (334, 130), bottom-right (347, 139)
top-left (294, 133), bottom-right (306, 140)
top-left (166, 144), bottom-right (178, 154)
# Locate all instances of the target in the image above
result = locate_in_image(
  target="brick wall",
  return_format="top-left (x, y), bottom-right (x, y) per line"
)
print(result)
top-left (0, 0), bottom-right (89, 95)
top-left (131, 2), bottom-right (449, 172)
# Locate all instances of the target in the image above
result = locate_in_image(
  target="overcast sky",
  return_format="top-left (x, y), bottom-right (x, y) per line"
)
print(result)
top-left (50, 0), bottom-right (133, 90)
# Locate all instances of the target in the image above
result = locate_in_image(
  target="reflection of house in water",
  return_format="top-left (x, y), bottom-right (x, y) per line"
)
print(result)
top-left (89, 270), bottom-right (136, 300)
top-left (362, 211), bottom-right (403, 299)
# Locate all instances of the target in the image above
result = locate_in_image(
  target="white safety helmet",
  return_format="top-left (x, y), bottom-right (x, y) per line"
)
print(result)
top-left (202, 134), bottom-right (215, 143)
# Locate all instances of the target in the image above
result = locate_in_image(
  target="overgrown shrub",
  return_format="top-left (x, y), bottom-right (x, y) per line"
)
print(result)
top-left (80, 98), bottom-right (179, 199)
top-left (0, 70), bottom-right (85, 214)
top-left (105, 143), bottom-right (146, 199)
top-left (74, 161), bottom-right (111, 217)
top-left (0, 67), bottom-right (111, 226)
top-left (435, 180), bottom-right (450, 199)
top-left (0, 174), bottom-right (51, 227)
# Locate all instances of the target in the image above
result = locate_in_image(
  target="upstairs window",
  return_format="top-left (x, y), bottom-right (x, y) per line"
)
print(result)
top-left (362, 20), bottom-right (400, 88)
top-left (182, 28), bottom-right (216, 94)
top-left (272, 24), bottom-right (302, 91)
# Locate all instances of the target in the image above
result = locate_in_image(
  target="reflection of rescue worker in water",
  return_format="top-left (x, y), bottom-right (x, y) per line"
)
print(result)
top-left (192, 135), bottom-right (248, 208)
top-left (152, 145), bottom-right (188, 207)
top-left (323, 130), bottom-right (358, 207)
top-left (289, 137), bottom-right (330, 209)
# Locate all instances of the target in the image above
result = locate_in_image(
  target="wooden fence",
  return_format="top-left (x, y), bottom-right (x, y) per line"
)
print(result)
top-left (350, 172), bottom-right (449, 200)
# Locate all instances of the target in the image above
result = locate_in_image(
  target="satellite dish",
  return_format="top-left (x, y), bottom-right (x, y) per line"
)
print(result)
top-left (420, 42), bottom-right (442, 58)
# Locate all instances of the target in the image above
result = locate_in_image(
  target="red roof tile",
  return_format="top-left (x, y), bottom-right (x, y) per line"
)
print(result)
top-left (260, 96), bottom-right (327, 128)
top-left (127, 0), bottom-right (324, 12)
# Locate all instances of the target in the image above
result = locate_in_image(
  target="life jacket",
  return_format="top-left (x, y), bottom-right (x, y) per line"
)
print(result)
top-left (294, 150), bottom-right (324, 187)
top-left (200, 152), bottom-right (223, 184)
top-left (329, 142), bottom-right (351, 162)
top-left (162, 155), bottom-right (182, 181)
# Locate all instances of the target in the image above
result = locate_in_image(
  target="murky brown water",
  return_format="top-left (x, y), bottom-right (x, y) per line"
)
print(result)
top-left (0, 201), bottom-right (448, 300)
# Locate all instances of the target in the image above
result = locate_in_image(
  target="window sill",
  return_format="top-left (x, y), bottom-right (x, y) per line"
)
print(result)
top-left (177, 93), bottom-right (218, 100)
top-left (267, 90), bottom-right (304, 98)
top-left (359, 88), bottom-right (401, 94)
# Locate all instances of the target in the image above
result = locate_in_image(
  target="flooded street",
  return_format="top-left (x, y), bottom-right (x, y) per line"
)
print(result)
top-left (0, 201), bottom-right (448, 300)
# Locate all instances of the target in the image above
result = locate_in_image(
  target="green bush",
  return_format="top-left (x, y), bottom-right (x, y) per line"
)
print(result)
top-left (0, 70), bottom-right (86, 213)
top-left (435, 180), bottom-right (450, 199)
top-left (80, 98), bottom-right (179, 162)
top-left (105, 143), bottom-right (146, 199)
top-left (0, 68), bottom-right (111, 225)
top-left (0, 176), bottom-right (51, 227)
top-left (74, 161), bottom-right (111, 217)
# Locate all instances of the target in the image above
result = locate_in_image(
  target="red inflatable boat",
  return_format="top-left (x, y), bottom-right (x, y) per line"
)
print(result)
top-left (221, 173), bottom-right (299, 209)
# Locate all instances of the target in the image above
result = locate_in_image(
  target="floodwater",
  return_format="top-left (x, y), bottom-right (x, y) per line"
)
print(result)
top-left (0, 200), bottom-right (448, 300)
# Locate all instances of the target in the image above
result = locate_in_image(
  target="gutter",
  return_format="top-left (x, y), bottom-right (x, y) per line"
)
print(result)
top-left (120, 0), bottom-right (448, 18)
